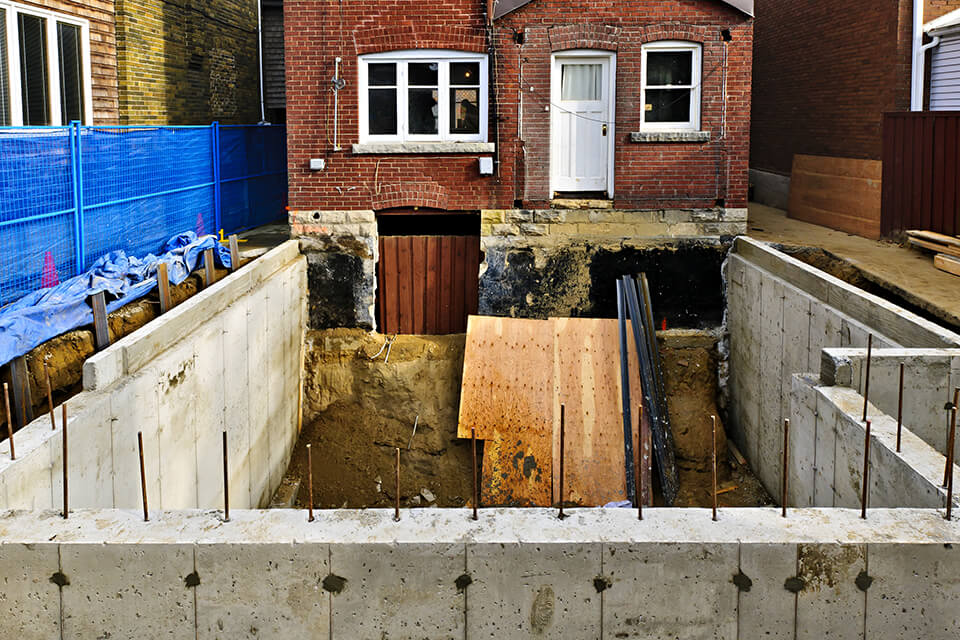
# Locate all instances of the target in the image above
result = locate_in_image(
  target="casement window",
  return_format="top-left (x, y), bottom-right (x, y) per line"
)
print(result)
top-left (640, 41), bottom-right (702, 131)
top-left (0, 1), bottom-right (92, 126)
top-left (359, 50), bottom-right (488, 143)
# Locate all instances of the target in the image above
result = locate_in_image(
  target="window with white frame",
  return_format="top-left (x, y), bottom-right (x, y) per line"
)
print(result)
top-left (359, 50), bottom-right (487, 143)
top-left (640, 41), bottom-right (701, 131)
top-left (0, 1), bottom-right (92, 126)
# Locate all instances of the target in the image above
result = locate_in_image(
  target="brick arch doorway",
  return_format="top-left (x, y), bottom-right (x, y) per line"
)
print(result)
top-left (376, 210), bottom-right (482, 335)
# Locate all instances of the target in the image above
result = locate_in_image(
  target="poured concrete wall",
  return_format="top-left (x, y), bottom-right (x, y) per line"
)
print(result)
top-left (0, 241), bottom-right (306, 511)
top-left (726, 237), bottom-right (960, 498)
top-left (0, 508), bottom-right (958, 638)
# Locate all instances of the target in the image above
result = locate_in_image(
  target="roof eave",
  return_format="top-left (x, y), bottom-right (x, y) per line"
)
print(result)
top-left (492, 0), bottom-right (754, 20)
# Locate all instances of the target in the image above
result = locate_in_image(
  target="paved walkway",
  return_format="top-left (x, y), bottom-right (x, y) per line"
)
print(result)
top-left (747, 203), bottom-right (960, 330)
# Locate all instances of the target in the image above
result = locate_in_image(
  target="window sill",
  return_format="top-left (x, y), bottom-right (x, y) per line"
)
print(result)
top-left (352, 142), bottom-right (496, 155)
top-left (630, 131), bottom-right (711, 143)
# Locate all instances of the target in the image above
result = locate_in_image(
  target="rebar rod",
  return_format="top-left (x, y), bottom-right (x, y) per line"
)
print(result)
top-left (394, 447), bottom-right (401, 522)
top-left (896, 363), bottom-right (905, 453)
top-left (711, 415), bottom-right (718, 521)
top-left (3, 383), bottom-right (14, 460)
top-left (61, 403), bottom-right (68, 519)
top-left (471, 428), bottom-right (478, 521)
top-left (862, 334), bottom-right (873, 422)
top-left (222, 431), bottom-right (230, 522)
top-left (138, 431), bottom-right (148, 522)
top-left (782, 418), bottom-right (790, 518)
top-left (307, 444), bottom-right (315, 522)
top-left (861, 420), bottom-right (872, 520)
top-left (559, 404), bottom-right (565, 520)
top-left (948, 408), bottom-right (957, 521)
top-left (945, 388), bottom-right (959, 488)
top-left (44, 363), bottom-right (56, 431)
top-left (637, 404), bottom-right (643, 521)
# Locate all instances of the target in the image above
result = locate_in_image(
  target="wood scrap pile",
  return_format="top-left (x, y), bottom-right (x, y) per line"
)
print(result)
top-left (456, 275), bottom-right (678, 508)
top-left (906, 230), bottom-right (960, 277)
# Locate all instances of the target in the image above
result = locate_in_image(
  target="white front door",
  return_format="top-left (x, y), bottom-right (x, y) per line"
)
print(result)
top-left (551, 53), bottom-right (615, 195)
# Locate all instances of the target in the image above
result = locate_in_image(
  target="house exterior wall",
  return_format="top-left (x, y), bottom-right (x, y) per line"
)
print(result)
top-left (114, 0), bottom-right (261, 125)
top-left (930, 30), bottom-right (960, 109)
top-left (11, 0), bottom-right (119, 124)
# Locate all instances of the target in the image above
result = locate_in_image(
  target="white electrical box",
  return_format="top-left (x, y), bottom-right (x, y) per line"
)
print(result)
top-left (309, 158), bottom-right (326, 171)
top-left (478, 157), bottom-right (494, 175)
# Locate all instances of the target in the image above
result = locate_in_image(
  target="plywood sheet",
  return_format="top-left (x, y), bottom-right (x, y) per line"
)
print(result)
top-left (788, 154), bottom-right (883, 240)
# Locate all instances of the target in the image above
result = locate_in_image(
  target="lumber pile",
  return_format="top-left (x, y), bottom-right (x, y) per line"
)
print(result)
top-left (905, 230), bottom-right (960, 278)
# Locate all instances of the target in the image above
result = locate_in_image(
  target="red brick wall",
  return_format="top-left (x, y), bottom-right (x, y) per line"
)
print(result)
top-left (286, 0), bottom-right (753, 212)
top-left (926, 0), bottom-right (960, 21)
top-left (751, 0), bottom-right (919, 175)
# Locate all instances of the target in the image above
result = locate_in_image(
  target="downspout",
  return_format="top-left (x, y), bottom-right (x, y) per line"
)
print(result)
top-left (486, 0), bottom-right (501, 179)
top-left (910, 1), bottom-right (925, 111)
top-left (257, 0), bottom-right (267, 122)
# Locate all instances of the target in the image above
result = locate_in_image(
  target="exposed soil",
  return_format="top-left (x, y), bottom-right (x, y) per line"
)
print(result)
top-left (286, 327), bottom-right (772, 510)
top-left (1, 262), bottom-right (236, 438)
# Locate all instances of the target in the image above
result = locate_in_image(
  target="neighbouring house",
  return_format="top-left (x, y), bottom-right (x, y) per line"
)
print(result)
top-left (286, 0), bottom-right (755, 333)
top-left (926, 8), bottom-right (960, 109)
top-left (0, 0), bottom-right (270, 127)
top-left (751, 0), bottom-right (960, 240)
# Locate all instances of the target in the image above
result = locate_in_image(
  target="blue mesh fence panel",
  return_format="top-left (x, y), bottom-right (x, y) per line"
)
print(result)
top-left (0, 124), bottom-right (287, 309)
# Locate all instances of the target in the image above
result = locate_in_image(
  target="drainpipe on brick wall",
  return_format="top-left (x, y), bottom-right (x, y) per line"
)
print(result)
top-left (911, 0), bottom-right (925, 111)
top-left (257, 0), bottom-right (267, 122)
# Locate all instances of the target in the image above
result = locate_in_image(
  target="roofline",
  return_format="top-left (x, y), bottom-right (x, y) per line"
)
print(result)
top-left (492, 0), bottom-right (753, 20)
top-left (925, 7), bottom-right (960, 35)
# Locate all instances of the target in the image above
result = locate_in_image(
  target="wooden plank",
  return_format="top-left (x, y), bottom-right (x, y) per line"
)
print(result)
top-left (425, 236), bottom-right (440, 334)
top-left (934, 253), bottom-right (960, 277)
top-left (788, 154), bottom-right (883, 240)
top-left (452, 236), bottom-right (467, 333)
top-left (908, 236), bottom-right (960, 259)
top-left (905, 229), bottom-right (960, 248)
top-left (90, 291), bottom-right (110, 351)
top-left (8, 356), bottom-right (33, 430)
top-left (439, 237), bottom-right (454, 334)
top-left (411, 237), bottom-right (427, 334)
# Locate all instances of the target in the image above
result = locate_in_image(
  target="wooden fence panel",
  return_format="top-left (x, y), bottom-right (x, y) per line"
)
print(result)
top-left (882, 112), bottom-right (960, 237)
top-left (378, 235), bottom-right (481, 335)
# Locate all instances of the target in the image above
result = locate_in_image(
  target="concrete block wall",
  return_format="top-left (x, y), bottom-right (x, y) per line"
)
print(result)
top-left (726, 237), bottom-right (960, 498)
top-left (0, 241), bottom-right (306, 511)
top-left (1, 508), bottom-right (960, 638)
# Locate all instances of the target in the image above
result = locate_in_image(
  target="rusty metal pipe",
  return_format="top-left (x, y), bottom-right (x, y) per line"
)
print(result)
top-left (862, 334), bottom-right (873, 422)
top-left (3, 383), bottom-right (14, 460)
top-left (307, 443), bottom-right (315, 522)
top-left (138, 431), bottom-right (148, 522)
top-left (471, 427), bottom-right (478, 521)
top-left (222, 430), bottom-right (230, 522)
top-left (945, 388), bottom-right (959, 488)
top-left (861, 420), bottom-right (872, 520)
top-left (394, 447), bottom-right (401, 522)
top-left (711, 415), bottom-right (718, 522)
top-left (559, 404), bottom-right (566, 520)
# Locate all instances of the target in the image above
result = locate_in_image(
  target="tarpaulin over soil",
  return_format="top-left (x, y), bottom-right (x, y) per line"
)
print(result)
top-left (0, 232), bottom-right (231, 365)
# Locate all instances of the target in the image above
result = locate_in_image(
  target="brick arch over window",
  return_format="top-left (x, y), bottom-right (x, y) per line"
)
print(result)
top-left (372, 183), bottom-right (450, 211)
top-left (548, 24), bottom-right (621, 52)
top-left (635, 23), bottom-right (713, 45)
top-left (354, 27), bottom-right (486, 56)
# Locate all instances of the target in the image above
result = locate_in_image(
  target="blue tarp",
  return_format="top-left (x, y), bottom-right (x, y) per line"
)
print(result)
top-left (0, 232), bottom-right (232, 365)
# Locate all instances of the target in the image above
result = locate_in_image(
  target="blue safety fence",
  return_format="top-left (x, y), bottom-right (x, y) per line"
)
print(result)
top-left (0, 123), bottom-right (287, 308)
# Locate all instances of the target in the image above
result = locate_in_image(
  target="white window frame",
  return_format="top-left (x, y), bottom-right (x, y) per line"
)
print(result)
top-left (639, 41), bottom-right (701, 132)
top-left (358, 49), bottom-right (488, 144)
top-left (0, 0), bottom-right (93, 126)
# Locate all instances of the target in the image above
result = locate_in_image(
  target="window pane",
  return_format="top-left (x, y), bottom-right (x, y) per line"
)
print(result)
top-left (561, 64), bottom-right (601, 101)
top-left (645, 88), bottom-right (691, 123)
top-left (368, 63), bottom-right (396, 86)
top-left (57, 22), bottom-right (84, 123)
top-left (408, 88), bottom-right (438, 134)
top-left (646, 51), bottom-right (693, 86)
top-left (18, 13), bottom-right (49, 125)
top-left (450, 88), bottom-right (479, 134)
top-left (451, 62), bottom-right (480, 86)
top-left (409, 62), bottom-right (438, 86)
top-left (368, 88), bottom-right (397, 135)
top-left (0, 9), bottom-right (9, 126)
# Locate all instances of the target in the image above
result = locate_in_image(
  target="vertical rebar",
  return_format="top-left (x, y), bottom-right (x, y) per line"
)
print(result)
top-left (222, 430), bottom-right (230, 522)
top-left (782, 418), bottom-right (790, 518)
top-left (896, 363), bottom-right (905, 453)
top-left (948, 408), bottom-right (957, 521)
top-left (862, 334), bottom-right (873, 422)
top-left (637, 404), bottom-right (643, 521)
top-left (61, 403), bottom-right (68, 519)
top-left (711, 415), bottom-right (718, 522)
top-left (861, 420), bottom-right (872, 520)
top-left (3, 383), bottom-right (14, 460)
top-left (394, 447), bottom-right (401, 522)
top-left (44, 363), bottom-right (56, 431)
top-left (471, 427), bottom-right (478, 521)
top-left (559, 403), bottom-right (566, 520)
top-left (946, 393), bottom-right (959, 488)
top-left (307, 443), bottom-right (315, 522)
top-left (138, 431), bottom-right (148, 522)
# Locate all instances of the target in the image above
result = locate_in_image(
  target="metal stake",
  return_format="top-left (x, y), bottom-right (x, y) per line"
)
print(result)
top-left (471, 427), bottom-right (478, 521)
top-left (861, 420), bottom-right (872, 520)
top-left (138, 431), bottom-right (148, 522)
top-left (61, 403), bottom-right (68, 519)
top-left (711, 415), bottom-right (718, 522)
top-left (394, 447), bottom-right (401, 522)
top-left (307, 443), bottom-right (315, 522)
top-left (637, 404), bottom-right (643, 521)
top-left (946, 391), bottom-right (959, 488)
top-left (222, 430), bottom-right (229, 522)
top-left (559, 404), bottom-right (566, 520)
top-left (948, 408), bottom-right (957, 521)
top-left (862, 334), bottom-right (873, 422)
top-left (44, 363), bottom-right (56, 430)
top-left (3, 383), bottom-right (14, 460)
top-left (896, 363), bottom-right (905, 453)
top-left (782, 418), bottom-right (790, 518)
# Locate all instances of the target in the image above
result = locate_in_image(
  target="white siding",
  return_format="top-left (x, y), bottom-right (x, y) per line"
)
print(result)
top-left (930, 32), bottom-right (960, 110)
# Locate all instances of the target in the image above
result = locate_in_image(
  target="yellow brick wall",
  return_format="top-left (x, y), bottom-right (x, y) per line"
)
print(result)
top-left (115, 0), bottom-right (261, 124)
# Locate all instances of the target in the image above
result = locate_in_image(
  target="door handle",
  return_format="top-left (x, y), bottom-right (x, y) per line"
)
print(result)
top-left (602, 124), bottom-right (608, 136)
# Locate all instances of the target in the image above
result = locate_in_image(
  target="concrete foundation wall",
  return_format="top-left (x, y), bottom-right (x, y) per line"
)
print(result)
top-left (749, 168), bottom-right (791, 210)
top-left (726, 237), bottom-right (960, 497)
top-left (1, 508), bottom-right (958, 638)
top-left (0, 242), bottom-right (306, 511)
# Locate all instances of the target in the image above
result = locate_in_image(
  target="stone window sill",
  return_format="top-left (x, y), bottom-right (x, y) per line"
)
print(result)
top-left (352, 142), bottom-right (496, 155)
top-left (630, 131), bottom-right (711, 143)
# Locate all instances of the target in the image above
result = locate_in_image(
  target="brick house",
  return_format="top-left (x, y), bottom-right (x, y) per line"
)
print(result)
top-left (286, 0), bottom-right (755, 332)
top-left (750, 0), bottom-right (960, 239)
top-left (0, 0), bottom-right (264, 126)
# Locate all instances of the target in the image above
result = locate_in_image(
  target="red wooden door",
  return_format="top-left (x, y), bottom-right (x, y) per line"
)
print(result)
top-left (378, 235), bottom-right (481, 334)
